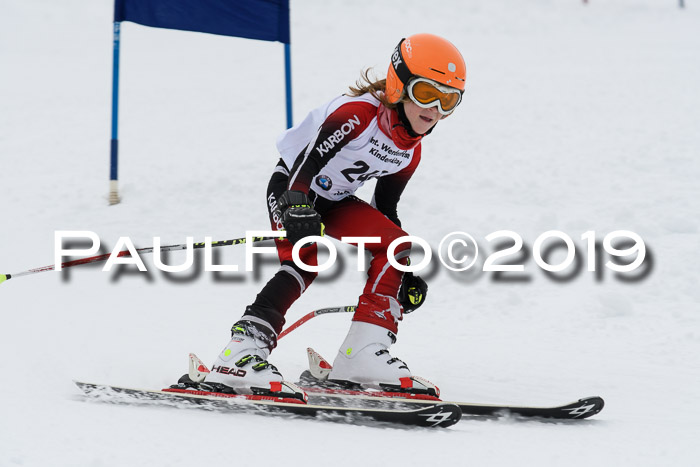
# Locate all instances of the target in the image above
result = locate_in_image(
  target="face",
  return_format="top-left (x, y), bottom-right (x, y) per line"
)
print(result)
top-left (402, 100), bottom-right (442, 135)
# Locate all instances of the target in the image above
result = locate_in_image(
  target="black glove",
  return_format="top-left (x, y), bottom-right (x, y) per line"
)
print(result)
top-left (398, 272), bottom-right (428, 313)
top-left (278, 190), bottom-right (324, 246)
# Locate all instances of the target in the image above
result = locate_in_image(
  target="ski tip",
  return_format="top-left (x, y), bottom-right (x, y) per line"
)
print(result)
top-left (559, 396), bottom-right (605, 419)
top-left (73, 381), bottom-right (99, 395)
top-left (416, 403), bottom-right (462, 428)
top-left (581, 396), bottom-right (605, 417)
top-left (0, 274), bottom-right (8, 285)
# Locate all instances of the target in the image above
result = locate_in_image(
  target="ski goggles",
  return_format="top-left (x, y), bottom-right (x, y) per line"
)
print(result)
top-left (406, 77), bottom-right (463, 115)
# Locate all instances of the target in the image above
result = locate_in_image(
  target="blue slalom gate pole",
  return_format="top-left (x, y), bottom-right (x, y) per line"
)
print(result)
top-left (109, 21), bottom-right (121, 205)
top-left (284, 42), bottom-right (293, 129)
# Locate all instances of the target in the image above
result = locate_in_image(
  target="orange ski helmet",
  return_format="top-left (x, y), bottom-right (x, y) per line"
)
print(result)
top-left (385, 33), bottom-right (466, 104)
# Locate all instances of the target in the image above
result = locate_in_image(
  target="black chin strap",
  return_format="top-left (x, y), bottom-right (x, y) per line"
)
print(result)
top-left (396, 102), bottom-right (437, 137)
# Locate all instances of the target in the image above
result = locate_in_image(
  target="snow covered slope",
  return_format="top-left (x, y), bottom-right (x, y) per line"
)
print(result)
top-left (1, 0), bottom-right (699, 465)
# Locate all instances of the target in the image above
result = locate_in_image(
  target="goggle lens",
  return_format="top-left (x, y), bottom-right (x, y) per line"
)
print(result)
top-left (407, 79), bottom-right (462, 114)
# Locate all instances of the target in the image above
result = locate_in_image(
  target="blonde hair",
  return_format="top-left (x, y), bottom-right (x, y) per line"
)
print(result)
top-left (347, 68), bottom-right (399, 109)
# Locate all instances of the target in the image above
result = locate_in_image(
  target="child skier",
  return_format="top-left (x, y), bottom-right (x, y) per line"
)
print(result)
top-left (206, 33), bottom-right (466, 395)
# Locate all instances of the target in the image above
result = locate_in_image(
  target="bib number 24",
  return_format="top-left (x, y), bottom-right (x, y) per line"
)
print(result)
top-left (341, 161), bottom-right (389, 183)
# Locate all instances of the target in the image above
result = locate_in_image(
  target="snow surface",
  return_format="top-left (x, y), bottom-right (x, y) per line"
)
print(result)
top-left (2, 0), bottom-right (700, 465)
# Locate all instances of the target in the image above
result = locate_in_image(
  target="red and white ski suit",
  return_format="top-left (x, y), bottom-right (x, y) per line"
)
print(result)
top-left (247, 93), bottom-right (424, 337)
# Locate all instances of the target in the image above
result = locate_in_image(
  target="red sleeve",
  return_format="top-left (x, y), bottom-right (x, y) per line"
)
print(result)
top-left (372, 143), bottom-right (421, 227)
top-left (287, 100), bottom-right (377, 193)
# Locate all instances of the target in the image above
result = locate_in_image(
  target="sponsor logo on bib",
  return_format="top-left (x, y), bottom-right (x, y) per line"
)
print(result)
top-left (315, 174), bottom-right (333, 191)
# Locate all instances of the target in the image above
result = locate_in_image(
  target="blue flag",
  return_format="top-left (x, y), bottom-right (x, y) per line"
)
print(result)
top-left (114, 0), bottom-right (290, 44)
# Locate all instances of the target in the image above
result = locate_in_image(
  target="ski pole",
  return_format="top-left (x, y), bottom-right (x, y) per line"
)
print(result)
top-left (278, 305), bottom-right (356, 339)
top-left (0, 235), bottom-right (281, 285)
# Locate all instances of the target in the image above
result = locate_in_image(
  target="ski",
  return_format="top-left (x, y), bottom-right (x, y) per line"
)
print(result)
top-left (298, 348), bottom-right (604, 420)
top-left (74, 381), bottom-right (462, 428)
top-left (299, 386), bottom-right (605, 420)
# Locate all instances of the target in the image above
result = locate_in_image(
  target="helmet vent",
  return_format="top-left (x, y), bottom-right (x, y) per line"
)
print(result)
top-left (428, 67), bottom-right (445, 75)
